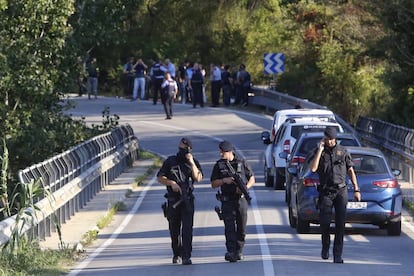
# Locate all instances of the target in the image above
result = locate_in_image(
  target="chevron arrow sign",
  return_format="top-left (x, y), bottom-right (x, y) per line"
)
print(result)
top-left (264, 53), bottom-right (284, 74)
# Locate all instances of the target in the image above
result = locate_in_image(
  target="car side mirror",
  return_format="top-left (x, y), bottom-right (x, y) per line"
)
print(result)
top-left (391, 169), bottom-right (401, 177)
top-left (261, 131), bottom-right (271, 145)
top-left (287, 166), bottom-right (297, 176)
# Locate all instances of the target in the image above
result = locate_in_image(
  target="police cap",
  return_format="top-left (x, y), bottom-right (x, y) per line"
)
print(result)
top-left (324, 126), bottom-right (337, 139)
top-left (219, 140), bottom-right (233, 152)
top-left (180, 137), bottom-right (193, 149)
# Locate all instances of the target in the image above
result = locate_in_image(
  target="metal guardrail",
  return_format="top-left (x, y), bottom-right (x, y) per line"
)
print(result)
top-left (0, 124), bottom-right (139, 246)
top-left (356, 117), bottom-right (414, 183)
top-left (249, 86), bottom-right (414, 183)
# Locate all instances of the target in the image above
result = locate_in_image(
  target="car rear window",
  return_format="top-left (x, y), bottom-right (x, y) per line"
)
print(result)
top-left (352, 154), bottom-right (387, 174)
top-left (337, 138), bottom-right (359, 147)
top-left (298, 137), bottom-right (359, 156)
top-left (291, 125), bottom-right (339, 140)
top-left (298, 138), bottom-right (320, 155)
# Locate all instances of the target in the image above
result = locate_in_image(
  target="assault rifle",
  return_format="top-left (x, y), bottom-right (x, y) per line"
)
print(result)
top-left (224, 160), bottom-right (252, 205)
top-left (170, 166), bottom-right (191, 209)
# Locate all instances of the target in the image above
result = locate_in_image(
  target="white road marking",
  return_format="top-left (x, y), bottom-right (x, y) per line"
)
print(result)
top-left (70, 119), bottom-right (275, 275)
top-left (68, 174), bottom-right (157, 275)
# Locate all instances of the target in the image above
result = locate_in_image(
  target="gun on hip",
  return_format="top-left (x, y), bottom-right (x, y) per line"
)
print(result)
top-left (224, 160), bottom-right (252, 205)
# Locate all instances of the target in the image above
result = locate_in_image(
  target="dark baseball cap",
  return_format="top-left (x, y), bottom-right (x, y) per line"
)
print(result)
top-left (180, 137), bottom-right (193, 148)
top-left (219, 140), bottom-right (233, 152)
top-left (324, 126), bottom-right (337, 139)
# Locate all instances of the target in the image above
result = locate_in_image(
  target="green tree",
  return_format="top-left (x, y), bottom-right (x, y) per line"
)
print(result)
top-left (0, 1), bottom-right (95, 195)
top-left (378, 0), bottom-right (414, 127)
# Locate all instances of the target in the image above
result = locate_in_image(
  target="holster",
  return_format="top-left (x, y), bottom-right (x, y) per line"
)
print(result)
top-left (161, 202), bottom-right (168, 218)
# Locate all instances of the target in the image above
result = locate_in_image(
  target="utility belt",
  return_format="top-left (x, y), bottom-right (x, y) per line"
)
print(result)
top-left (319, 183), bottom-right (346, 194)
top-left (216, 191), bottom-right (242, 202)
top-left (330, 183), bottom-right (346, 189)
top-left (164, 193), bottom-right (194, 202)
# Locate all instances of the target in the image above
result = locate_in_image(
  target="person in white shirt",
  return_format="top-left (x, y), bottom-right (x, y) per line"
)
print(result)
top-left (210, 63), bottom-right (222, 107)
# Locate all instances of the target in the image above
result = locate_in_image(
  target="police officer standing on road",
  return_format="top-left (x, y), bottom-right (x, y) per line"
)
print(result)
top-left (157, 138), bottom-right (203, 265)
top-left (150, 58), bottom-right (166, 105)
top-left (309, 126), bottom-right (361, 264)
top-left (210, 140), bottom-right (255, 262)
top-left (160, 72), bottom-right (178, 119)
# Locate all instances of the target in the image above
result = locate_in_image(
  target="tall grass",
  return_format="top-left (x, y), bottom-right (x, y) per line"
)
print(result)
top-left (0, 139), bottom-right (74, 275)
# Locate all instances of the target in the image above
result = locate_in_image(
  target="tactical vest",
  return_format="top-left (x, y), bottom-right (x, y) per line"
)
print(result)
top-left (152, 63), bottom-right (164, 79)
top-left (165, 156), bottom-right (194, 198)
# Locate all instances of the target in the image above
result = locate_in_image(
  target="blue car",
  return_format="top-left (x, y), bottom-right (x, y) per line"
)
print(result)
top-left (288, 146), bottom-right (402, 236)
top-left (281, 132), bottom-right (362, 205)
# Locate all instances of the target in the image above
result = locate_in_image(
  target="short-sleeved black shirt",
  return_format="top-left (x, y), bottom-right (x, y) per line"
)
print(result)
top-left (157, 155), bottom-right (203, 197)
top-left (316, 144), bottom-right (353, 190)
top-left (210, 156), bottom-right (254, 196)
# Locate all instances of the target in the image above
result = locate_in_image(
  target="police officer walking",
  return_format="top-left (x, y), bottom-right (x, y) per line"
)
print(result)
top-left (309, 126), bottom-right (361, 264)
top-left (210, 140), bottom-right (255, 262)
top-left (157, 138), bottom-right (203, 265)
top-left (160, 72), bottom-right (178, 119)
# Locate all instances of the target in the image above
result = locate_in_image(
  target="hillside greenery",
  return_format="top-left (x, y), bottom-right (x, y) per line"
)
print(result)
top-left (0, 0), bottom-right (413, 211)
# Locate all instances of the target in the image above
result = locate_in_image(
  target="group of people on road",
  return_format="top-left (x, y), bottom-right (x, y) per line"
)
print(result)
top-left (157, 127), bottom-right (362, 266)
top-left (157, 138), bottom-right (255, 265)
top-left (77, 54), bottom-right (252, 108)
top-left (78, 55), bottom-right (252, 117)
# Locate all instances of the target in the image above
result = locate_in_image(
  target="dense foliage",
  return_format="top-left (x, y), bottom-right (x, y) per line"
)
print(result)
top-left (0, 0), bottom-right (413, 193)
top-left (59, 0), bottom-right (413, 126)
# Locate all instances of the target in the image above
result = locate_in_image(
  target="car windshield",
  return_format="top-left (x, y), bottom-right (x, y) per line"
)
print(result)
top-left (352, 154), bottom-right (387, 174)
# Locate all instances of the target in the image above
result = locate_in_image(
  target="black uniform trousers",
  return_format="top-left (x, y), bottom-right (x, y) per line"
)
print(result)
top-left (319, 186), bottom-right (348, 258)
top-left (152, 78), bottom-right (164, 104)
top-left (211, 80), bottom-right (221, 106)
top-left (221, 196), bottom-right (248, 254)
top-left (167, 198), bottom-right (194, 259)
top-left (192, 82), bottom-right (204, 107)
top-left (161, 92), bottom-right (174, 118)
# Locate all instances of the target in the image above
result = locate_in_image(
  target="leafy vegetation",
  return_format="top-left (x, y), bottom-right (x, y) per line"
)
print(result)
top-left (0, 148), bottom-right (158, 275)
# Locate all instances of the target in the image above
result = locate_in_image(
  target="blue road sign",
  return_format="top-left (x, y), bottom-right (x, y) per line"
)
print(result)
top-left (264, 53), bottom-right (284, 74)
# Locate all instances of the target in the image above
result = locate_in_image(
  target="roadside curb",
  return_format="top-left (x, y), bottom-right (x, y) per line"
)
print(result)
top-left (39, 159), bottom-right (155, 250)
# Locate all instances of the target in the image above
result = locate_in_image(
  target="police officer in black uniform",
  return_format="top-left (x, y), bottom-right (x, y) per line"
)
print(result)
top-left (150, 58), bottom-right (166, 105)
top-left (210, 140), bottom-right (255, 262)
top-left (157, 138), bottom-right (203, 265)
top-left (309, 126), bottom-right (361, 264)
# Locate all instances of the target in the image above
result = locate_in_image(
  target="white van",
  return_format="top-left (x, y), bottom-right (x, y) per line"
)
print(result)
top-left (270, 109), bottom-right (336, 140)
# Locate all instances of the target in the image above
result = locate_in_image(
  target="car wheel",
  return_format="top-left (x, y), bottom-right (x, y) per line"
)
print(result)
top-left (288, 205), bottom-right (297, 228)
top-left (264, 165), bottom-right (273, 187)
top-left (273, 169), bottom-right (285, 190)
top-left (285, 178), bottom-right (291, 204)
top-left (296, 216), bottom-right (310, 234)
top-left (387, 221), bottom-right (401, 236)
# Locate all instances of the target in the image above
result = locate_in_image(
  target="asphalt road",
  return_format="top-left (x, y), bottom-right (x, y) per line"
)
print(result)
top-left (65, 95), bottom-right (414, 276)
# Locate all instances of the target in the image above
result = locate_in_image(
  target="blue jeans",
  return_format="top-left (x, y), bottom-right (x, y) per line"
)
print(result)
top-left (87, 77), bottom-right (98, 97)
top-left (133, 77), bottom-right (146, 99)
